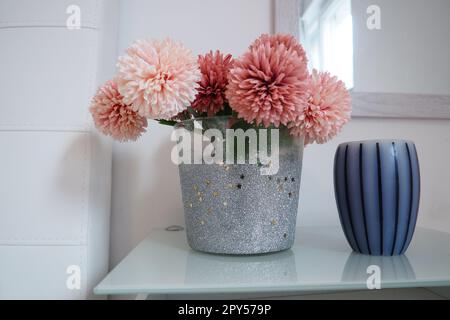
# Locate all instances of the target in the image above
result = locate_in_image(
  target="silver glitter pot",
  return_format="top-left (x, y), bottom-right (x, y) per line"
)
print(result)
top-left (175, 116), bottom-right (304, 255)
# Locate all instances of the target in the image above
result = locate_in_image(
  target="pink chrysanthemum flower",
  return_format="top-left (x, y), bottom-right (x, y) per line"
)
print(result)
top-left (226, 34), bottom-right (309, 127)
top-left (116, 38), bottom-right (201, 120)
top-left (89, 80), bottom-right (148, 142)
top-left (191, 50), bottom-right (234, 116)
top-left (289, 70), bottom-right (351, 145)
top-left (249, 33), bottom-right (307, 58)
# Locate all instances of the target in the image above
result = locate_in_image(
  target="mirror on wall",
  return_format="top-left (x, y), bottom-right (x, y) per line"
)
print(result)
top-left (300, 0), bottom-right (354, 89)
top-left (282, 0), bottom-right (450, 119)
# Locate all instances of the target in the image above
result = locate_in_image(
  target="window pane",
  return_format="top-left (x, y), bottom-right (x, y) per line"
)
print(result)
top-left (301, 0), bottom-right (354, 89)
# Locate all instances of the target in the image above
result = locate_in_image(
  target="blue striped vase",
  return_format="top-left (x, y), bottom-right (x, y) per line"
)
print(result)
top-left (334, 140), bottom-right (420, 256)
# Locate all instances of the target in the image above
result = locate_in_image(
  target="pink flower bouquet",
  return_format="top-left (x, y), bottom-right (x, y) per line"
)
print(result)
top-left (90, 34), bottom-right (351, 144)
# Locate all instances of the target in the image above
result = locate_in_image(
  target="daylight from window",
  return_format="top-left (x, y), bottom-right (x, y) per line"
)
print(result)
top-left (301, 0), bottom-right (354, 89)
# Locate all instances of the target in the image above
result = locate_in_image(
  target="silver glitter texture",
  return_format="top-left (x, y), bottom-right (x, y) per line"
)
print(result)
top-left (177, 123), bottom-right (304, 255)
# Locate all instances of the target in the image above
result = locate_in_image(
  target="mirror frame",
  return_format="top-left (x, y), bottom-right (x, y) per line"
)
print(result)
top-left (274, 0), bottom-right (450, 119)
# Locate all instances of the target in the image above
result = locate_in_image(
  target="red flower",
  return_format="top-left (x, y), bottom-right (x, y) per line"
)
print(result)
top-left (192, 50), bottom-right (234, 116)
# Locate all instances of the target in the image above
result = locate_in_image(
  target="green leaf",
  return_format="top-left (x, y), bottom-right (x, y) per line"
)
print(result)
top-left (157, 119), bottom-right (178, 127)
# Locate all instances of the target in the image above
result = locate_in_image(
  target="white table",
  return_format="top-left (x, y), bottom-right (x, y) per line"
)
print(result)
top-left (94, 226), bottom-right (450, 299)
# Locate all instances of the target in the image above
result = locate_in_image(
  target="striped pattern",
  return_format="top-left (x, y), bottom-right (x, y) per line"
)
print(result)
top-left (334, 140), bottom-right (420, 256)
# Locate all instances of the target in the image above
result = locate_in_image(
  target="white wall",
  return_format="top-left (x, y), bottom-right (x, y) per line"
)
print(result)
top-left (110, 0), bottom-right (450, 267)
top-left (353, 0), bottom-right (450, 95)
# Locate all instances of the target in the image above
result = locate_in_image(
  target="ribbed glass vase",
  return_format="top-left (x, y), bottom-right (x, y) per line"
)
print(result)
top-left (334, 140), bottom-right (420, 256)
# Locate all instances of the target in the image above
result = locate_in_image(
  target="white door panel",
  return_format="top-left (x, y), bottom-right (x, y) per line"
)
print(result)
top-left (0, 131), bottom-right (90, 245)
top-left (0, 28), bottom-right (98, 129)
top-left (0, 245), bottom-right (86, 299)
top-left (0, 0), bottom-right (100, 29)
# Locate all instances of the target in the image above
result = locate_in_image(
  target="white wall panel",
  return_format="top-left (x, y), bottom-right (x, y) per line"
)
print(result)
top-left (0, 0), bottom-right (118, 299)
top-left (0, 131), bottom-right (90, 245)
top-left (0, 245), bottom-right (86, 299)
top-left (0, 28), bottom-right (97, 129)
top-left (0, 0), bottom-right (100, 29)
top-left (85, 132), bottom-right (113, 299)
